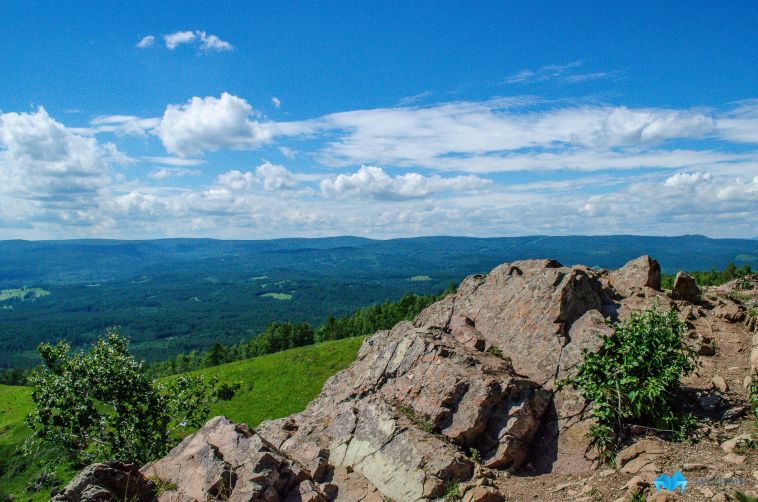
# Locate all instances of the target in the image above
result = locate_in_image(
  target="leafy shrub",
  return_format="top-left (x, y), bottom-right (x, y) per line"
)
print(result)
top-left (561, 305), bottom-right (699, 461)
top-left (735, 491), bottom-right (758, 502)
top-left (26, 329), bottom-right (239, 465)
top-left (738, 368), bottom-right (758, 452)
top-left (442, 481), bottom-right (461, 501)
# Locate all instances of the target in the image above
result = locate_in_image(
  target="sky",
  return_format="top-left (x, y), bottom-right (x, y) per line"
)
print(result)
top-left (0, 1), bottom-right (756, 240)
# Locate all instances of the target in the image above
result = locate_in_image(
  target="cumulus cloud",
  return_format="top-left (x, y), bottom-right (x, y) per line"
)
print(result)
top-left (592, 107), bottom-right (715, 146)
top-left (215, 163), bottom-right (297, 192)
top-left (320, 165), bottom-right (490, 200)
top-left (215, 170), bottom-right (257, 191)
top-left (0, 107), bottom-right (125, 226)
top-left (256, 162), bottom-right (296, 191)
top-left (155, 93), bottom-right (273, 156)
top-left (136, 35), bottom-right (155, 48)
top-left (197, 31), bottom-right (233, 52)
top-left (163, 30), bottom-right (197, 49)
top-left (271, 96), bottom-right (281, 109)
top-left (664, 171), bottom-right (713, 187)
top-left (155, 30), bottom-right (233, 51)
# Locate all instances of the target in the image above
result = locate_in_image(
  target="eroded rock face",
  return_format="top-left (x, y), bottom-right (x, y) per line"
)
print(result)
top-left (51, 462), bottom-right (156, 502)
top-left (141, 416), bottom-right (325, 502)
top-left (609, 255), bottom-right (662, 296)
top-left (258, 323), bottom-right (551, 500)
top-left (414, 259), bottom-right (605, 387)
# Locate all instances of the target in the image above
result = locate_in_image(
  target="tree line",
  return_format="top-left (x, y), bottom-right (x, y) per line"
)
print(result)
top-left (660, 262), bottom-right (753, 289)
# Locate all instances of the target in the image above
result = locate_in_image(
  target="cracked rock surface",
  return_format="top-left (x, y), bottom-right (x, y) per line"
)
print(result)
top-left (142, 416), bottom-right (326, 501)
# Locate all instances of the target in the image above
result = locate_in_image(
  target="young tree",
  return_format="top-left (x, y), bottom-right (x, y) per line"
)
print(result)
top-left (26, 329), bottom-right (239, 465)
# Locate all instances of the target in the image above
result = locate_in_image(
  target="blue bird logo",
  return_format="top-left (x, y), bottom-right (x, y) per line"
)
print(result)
top-left (654, 470), bottom-right (687, 493)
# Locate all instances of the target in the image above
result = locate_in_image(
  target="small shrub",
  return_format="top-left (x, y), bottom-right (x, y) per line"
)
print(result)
top-left (629, 492), bottom-right (646, 502)
top-left (397, 405), bottom-right (435, 434)
top-left (560, 304), bottom-right (699, 462)
top-left (442, 481), bottom-right (461, 501)
top-left (735, 491), bottom-right (758, 502)
top-left (486, 346), bottom-right (504, 359)
top-left (148, 476), bottom-right (178, 496)
top-left (468, 447), bottom-right (480, 463)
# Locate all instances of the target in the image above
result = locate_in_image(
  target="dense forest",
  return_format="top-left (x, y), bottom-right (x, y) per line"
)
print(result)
top-left (0, 271), bottom-right (452, 369)
top-left (145, 287), bottom-right (454, 378)
top-left (0, 289), bottom-right (453, 385)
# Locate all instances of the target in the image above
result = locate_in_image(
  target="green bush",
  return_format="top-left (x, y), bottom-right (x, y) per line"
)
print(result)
top-left (26, 330), bottom-right (239, 465)
top-left (561, 305), bottom-right (699, 461)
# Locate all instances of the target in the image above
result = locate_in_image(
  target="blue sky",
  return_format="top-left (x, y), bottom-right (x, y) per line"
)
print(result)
top-left (0, 1), bottom-right (756, 239)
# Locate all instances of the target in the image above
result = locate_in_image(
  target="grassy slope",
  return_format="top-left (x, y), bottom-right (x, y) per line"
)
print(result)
top-left (0, 336), bottom-right (363, 500)
top-left (175, 336), bottom-right (364, 427)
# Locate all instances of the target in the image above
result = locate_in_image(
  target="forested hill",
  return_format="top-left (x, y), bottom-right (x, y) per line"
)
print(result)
top-left (1, 235), bottom-right (756, 286)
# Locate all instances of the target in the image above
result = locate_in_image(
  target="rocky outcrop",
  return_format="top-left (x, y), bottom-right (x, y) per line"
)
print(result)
top-left (51, 462), bottom-right (156, 502)
top-left (609, 255), bottom-right (661, 296)
top-left (257, 321), bottom-right (551, 500)
top-left (672, 271), bottom-right (701, 302)
top-left (141, 416), bottom-right (325, 502)
top-left (60, 255), bottom-right (712, 502)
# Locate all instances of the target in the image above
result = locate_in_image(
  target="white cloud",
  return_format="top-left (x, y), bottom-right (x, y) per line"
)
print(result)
top-left (271, 96), bottom-right (281, 109)
top-left (197, 31), bottom-right (233, 52)
top-left (593, 107), bottom-right (715, 146)
top-left (0, 107), bottom-right (125, 226)
top-left (216, 170), bottom-right (257, 191)
top-left (144, 156), bottom-right (206, 166)
top-left (88, 115), bottom-right (161, 137)
top-left (155, 93), bottom-right (274, 156)
top-left (256, 162), bottom-right (296, 191)
top-left (163, 31), bottom-right (197, 49)
top-left (504, 61), bottom-right (610, 85)
top-left (664, 171), bottom-right (713, 187)
top-left (320, 165), bottom-right (490, 200)
top-left (214, 163), bottom-right (297, 192)
top-left (148, 167), bottom-right (200, 179)
top-left (159, 30), bottom-right (233, 52)
top-left (305, 100), bottom-right (720, 171)
top-left (278, 146), bottom-right (296, 159)
top-left (136, 35), bottom-right (155, 48)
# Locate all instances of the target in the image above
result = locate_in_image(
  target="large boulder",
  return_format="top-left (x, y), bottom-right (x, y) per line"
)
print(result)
top-left (672, 271), bottom-right (701, 302)
top-left (52, 462), bottom-right (156, 502)
top-left (609, 255), bottom-right (662, 296)
top-left (141, 416), bottom-right (326, 502)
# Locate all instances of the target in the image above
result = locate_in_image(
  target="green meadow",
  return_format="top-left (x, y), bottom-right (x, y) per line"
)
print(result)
top-left (0, 337), bottom-right (363, 500)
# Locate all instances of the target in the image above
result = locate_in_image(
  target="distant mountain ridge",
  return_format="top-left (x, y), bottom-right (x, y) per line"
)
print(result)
top-left (0, 235), bottom-right (756, 286)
